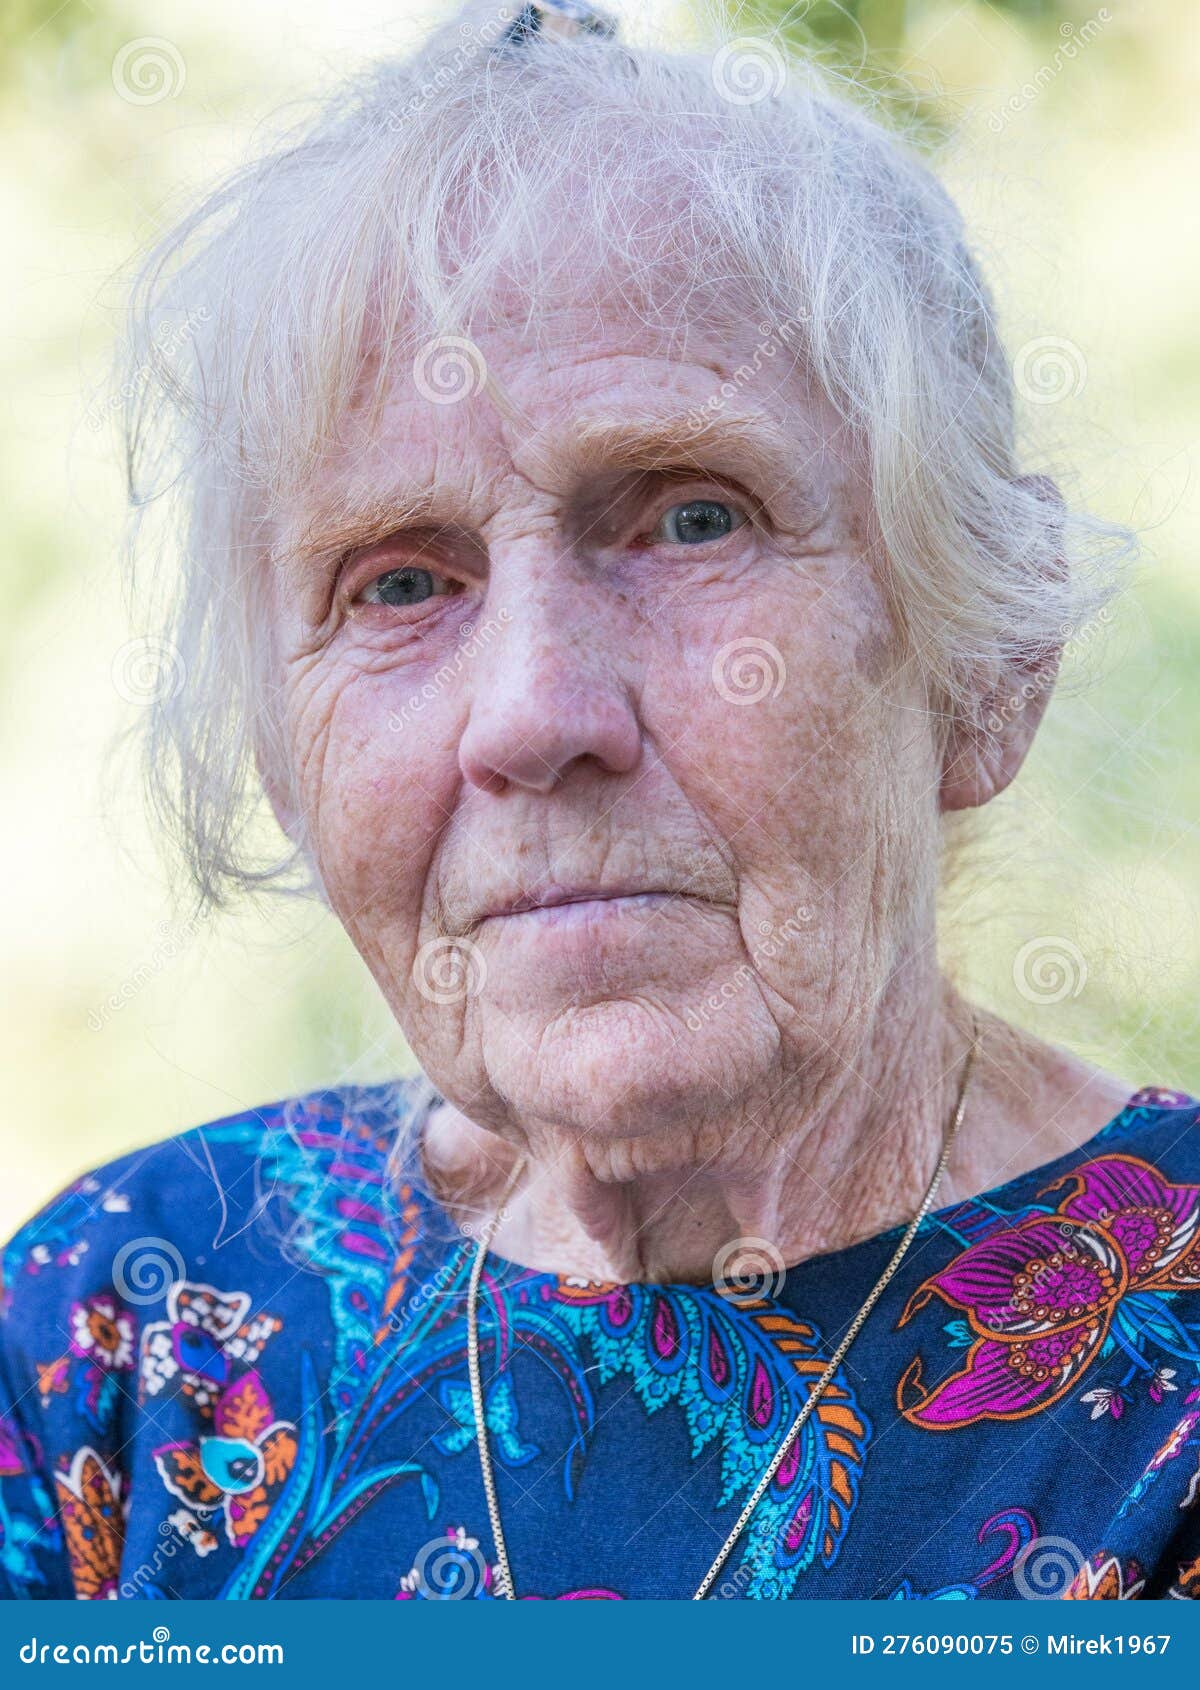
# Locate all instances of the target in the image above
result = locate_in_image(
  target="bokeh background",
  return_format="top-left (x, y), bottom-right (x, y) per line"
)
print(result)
top-left (2, 0), bottom-right (1197, 1237)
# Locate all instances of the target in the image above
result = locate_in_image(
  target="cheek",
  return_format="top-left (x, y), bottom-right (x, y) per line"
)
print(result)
top-left (648, 577), bottom-right (931, 889)
top-left (286, 661), bottom-right (457, 922)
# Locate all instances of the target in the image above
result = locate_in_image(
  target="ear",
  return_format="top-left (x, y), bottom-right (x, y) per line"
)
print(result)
top-left (938, 646), bottom-right (1061, 811)
top-left (939, 476), bottom-right (1065, 814)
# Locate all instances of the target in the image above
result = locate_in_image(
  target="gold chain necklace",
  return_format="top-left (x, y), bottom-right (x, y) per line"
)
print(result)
top-left (465, 1020), bottom-right (980, 1601)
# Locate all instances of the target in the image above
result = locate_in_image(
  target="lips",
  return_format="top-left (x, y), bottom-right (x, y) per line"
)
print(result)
top-left (480, 883), bottom-right (679, 923)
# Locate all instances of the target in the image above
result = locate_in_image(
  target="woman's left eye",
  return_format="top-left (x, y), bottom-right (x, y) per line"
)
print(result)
top-left (653, 499), bottom-right (747, 546)
top-left (354, 565), bottom-right (452, 608)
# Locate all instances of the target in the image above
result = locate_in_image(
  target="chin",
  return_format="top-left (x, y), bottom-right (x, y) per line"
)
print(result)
top-left (480, 994), bottom-right (774, 1149)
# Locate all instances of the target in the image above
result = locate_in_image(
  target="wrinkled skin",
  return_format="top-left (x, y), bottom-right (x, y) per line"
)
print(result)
top-left (264, 282), bottom-right (1130, 1281)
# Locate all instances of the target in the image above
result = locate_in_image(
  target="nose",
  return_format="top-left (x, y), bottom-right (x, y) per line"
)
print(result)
top-left (458, 552), bottom-right (642, 795)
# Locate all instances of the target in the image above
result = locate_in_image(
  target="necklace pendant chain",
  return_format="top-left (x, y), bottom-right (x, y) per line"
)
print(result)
top-left (466, 1019), bottom-right (980, 1602)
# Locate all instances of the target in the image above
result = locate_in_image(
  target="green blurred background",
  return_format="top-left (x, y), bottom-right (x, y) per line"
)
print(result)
top-left (2, 0), bottom-right (1197, 1237)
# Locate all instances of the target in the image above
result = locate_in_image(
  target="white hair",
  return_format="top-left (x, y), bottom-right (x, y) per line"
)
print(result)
top-left (117, 0), bottom-right (1135, 907)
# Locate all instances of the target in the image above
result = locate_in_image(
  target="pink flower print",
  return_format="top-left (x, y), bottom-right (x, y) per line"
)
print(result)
top-left (1148, 1366), bottom-right (1178, 1404)
top-left (897, 1154), bottom-right (1200, 1430)
top-left (1080, 1385), bottom-right (1126, 1421)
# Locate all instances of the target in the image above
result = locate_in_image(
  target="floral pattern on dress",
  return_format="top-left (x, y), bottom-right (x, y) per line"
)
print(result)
top-left (887, 1507), bottom-right (1038, 1599)
top-left (140, 1282), bottom-right (282, 1415)
top-left (0, 1411), bottom-right (60, 1593)
top-left (53, 1446), bottom-right (125, 1600)
top-left (70, 1295), bottom-right (135, 1372)
top-left (0, 1082), bottom-right (1198, 1600)
top-left (897, 1152), bottom-right (1200, 1430)
top-left (1063, 1553), bottom-right (1146, 1600)
top-left (154, 1368), bottom-right (298, 1548)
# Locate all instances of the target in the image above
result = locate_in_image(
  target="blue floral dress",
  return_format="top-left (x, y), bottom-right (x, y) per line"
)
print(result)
top-left (2, 1079), bottom-right (1200, 1601)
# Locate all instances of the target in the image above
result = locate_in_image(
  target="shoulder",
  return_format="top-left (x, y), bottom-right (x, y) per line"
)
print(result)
top-left (1035, 1085), bottom-right (1200, 1207)
top-left (0, 1076), bottom-right (436, 1358)
top-left (0, 1075), bottom-right (442, 1598)
top-left (1084, 1084), bottom-right (1200, 1163)
top-left (1008, 1084), bottom-right (1200, 1274)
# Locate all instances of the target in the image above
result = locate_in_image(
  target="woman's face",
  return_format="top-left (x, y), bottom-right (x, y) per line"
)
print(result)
top-left (268, 282), bottom-right (943, 1175)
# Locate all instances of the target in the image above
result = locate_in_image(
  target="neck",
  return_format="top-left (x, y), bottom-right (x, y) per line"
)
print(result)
top-left (424, 980), bottom-right (1023, 1283)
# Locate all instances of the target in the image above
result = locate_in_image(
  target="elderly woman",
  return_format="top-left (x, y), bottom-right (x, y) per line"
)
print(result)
top-left (2, 1), bottom-right (1197, 1604)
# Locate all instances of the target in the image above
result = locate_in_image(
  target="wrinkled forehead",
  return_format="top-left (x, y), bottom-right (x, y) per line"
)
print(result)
top-left (372, 274), bottom-right (824, 440)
